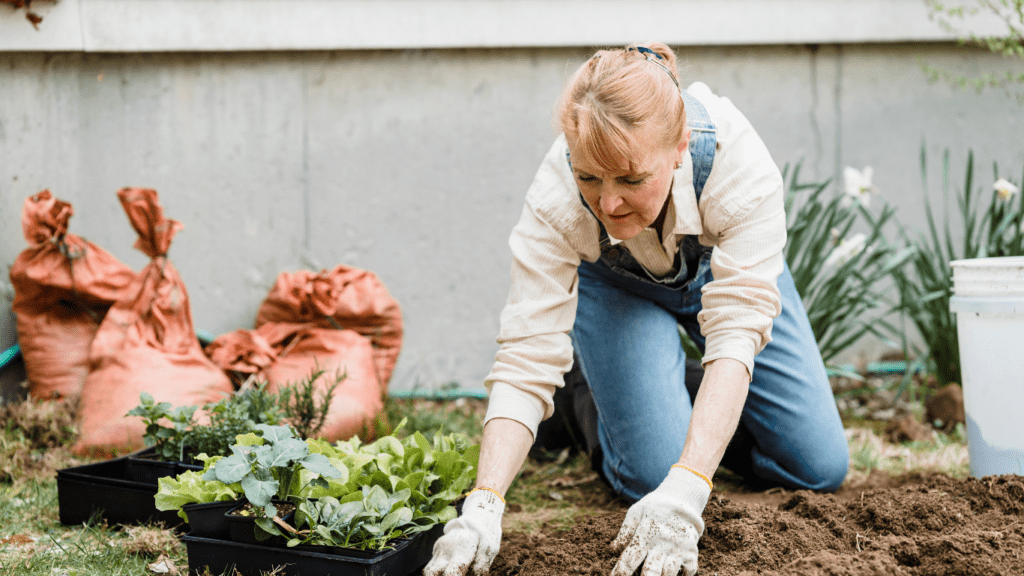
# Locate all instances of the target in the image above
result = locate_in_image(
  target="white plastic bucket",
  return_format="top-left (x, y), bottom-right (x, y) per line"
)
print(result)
top-left (949, 256), bottom-right (1024, 477)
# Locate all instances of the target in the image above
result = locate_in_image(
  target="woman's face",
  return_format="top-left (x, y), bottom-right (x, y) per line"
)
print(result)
top-left (571, 124), bottom-right (689, 241)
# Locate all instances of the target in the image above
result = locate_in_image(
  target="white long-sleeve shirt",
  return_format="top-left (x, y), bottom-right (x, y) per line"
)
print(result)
top-left (483, 82), bottom-right (787, 439)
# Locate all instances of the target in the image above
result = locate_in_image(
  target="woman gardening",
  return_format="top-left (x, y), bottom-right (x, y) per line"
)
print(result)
top-left (425, 43), bottom-right (849, 576)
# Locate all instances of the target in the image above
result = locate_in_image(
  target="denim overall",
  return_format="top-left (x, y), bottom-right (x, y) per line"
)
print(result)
top-left (565, 88), bottom-right (849, 502)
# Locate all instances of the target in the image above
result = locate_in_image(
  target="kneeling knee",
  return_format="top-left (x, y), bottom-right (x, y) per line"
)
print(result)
top-left (804, 451), bottom-right (849, 492)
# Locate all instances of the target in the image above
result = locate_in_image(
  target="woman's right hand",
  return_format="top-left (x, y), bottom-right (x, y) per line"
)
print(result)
top-left (423, 488), bottom-right (505, 576)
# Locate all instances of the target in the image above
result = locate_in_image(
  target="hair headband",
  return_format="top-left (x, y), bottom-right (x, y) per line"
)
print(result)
top-left (627, 45), bottom-right (680, 89)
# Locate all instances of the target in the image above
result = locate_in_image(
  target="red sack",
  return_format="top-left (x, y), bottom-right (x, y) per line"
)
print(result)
top-left (74, 188), bottom-right (233, 456)
top-left (205, 322), bottom-right (382, 441)
top-left (255, 265), bottom-right (403, 388)
top-left (9, 191), bottom-right (135, 400)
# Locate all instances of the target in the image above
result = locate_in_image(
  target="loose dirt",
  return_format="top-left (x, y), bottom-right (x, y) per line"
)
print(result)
top-left (490, 473), bottom-right (1024, 576)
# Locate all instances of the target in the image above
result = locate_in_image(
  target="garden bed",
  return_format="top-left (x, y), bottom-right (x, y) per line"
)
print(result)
top-left (491, 472), bottom-right (1024, 576)
top-left (0, 393), bottom-right (996, 576)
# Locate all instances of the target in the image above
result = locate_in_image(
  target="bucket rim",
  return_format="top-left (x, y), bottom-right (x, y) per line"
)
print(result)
top-left (950, 256), bottom-right (1024, 269)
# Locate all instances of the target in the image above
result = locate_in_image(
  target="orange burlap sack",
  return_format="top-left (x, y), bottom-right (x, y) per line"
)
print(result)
top-left (9, 191), bottom-right (136, 400)
top-left (205, 322), bottom-right (381, 441)
top-left (255, 265), bottom-right (403, 388)
top-left (74, 188), bottom-right (233, 456)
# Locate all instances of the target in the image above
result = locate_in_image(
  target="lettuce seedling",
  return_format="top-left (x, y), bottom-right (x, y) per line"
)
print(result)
top-left (154, 454), bottom-right (242, 521)
top-left (286, 485), bottom-right (415, 550)
top-left (286, 419), bottom-right (480, 551)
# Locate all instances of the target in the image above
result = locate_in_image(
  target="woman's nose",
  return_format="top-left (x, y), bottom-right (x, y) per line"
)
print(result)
top-left (599, 185), bottom-right (623, 214)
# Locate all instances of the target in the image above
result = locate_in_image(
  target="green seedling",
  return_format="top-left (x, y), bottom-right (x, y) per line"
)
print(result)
top-left (205, 424), bottom-right (342, 519)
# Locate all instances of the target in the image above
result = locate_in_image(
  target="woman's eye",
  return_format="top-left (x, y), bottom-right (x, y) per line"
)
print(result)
top-left (621, 177), bottom-right (645, 186)
top-left (577, 174), bottom-right (597, 183)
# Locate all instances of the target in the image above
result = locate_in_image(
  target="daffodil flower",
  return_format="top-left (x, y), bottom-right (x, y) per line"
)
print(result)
top-left (824, 233), bottom-right (867, 267)
top-left (994, 178), bottom-right (1019, 201)
top-left (842, 166), bottom-right (879, 208)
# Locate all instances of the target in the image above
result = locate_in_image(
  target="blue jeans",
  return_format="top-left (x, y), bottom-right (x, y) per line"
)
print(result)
top-left (570, 259), bottom-right (849, 502)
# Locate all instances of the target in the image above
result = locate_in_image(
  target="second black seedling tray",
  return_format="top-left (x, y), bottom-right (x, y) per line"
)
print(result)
top-left (182, 522), bottom-right (444, 576)
top-left (56, 456), bottom-right (187, 529)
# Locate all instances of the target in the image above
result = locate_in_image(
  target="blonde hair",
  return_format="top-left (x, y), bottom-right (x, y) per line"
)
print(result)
top-left (557, 42), bottom-right (686, 172)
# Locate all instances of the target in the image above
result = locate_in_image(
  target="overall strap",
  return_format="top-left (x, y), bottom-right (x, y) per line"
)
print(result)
top-left (679, 88), bottom-right (717, 201)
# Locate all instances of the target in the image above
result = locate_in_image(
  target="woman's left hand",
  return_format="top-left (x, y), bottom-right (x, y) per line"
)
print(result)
top-left (609, 466), bottom-right (712, 576)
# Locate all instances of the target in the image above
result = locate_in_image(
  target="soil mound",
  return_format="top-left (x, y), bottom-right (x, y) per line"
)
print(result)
top-left (489, 474), bottom-right (1024, 576)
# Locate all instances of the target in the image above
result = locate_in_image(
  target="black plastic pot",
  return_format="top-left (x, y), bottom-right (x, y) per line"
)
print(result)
top-left (181, 521), bottom-right (445, 576)
top-left (56, 456), bottom-right (187, 530)
top-left (182, 499), bottom-right (240, 539)
top-left (226, 500), bottom-right (296, 545)
top-left (125, 447), bottom-right (204, 485)
top-left (291, 543), bottom-right (384, 559)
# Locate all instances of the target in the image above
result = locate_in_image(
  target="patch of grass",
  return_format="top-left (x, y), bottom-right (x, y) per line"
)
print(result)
top-left (843, 424), bottom-right (969, 487)
top-left (0, 479), bottom-right (188, 576)
top-left (382, 396), bottom-right (485, 443)
top-left (504, 450), bottom-right (623, 537)
top-left (840, 416), bottom-right (891, 439)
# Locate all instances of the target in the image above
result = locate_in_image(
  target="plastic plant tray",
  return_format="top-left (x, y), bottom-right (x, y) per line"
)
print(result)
top-left (226, 500), bottom-right (296, 545)
top-left (56, 456), bottom-right (187, 529)
top-left (182, 500), bottom-right (240, 539)
top-left (182, 522), bottom-right (444, 576)
top-left (125, 446), bottom-right (204, 485)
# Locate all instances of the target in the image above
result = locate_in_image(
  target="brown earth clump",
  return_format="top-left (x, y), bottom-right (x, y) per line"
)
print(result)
top-left (489, 474), bottom-right (1024, 576)
top-left (884, 415), bottom-right (934, 443)
top-left (925, 384), bottom-right (966, 431)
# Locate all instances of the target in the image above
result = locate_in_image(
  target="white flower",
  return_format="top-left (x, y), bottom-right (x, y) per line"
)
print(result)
top-left (824, 233), bottom-right (867, 267)
top-left (842, 166), bottom-right (879, 208)
top-left (994, 178), bottom-right (1019, 201)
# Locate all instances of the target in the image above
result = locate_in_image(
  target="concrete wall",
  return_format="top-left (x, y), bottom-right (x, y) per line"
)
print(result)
top-left (2, 43), bottom-right (1023, 391)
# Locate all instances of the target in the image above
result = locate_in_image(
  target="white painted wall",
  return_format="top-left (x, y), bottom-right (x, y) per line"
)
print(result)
top-left (0, 0), bottom-right (1006, 52)
top-left (2, 2), bottom-right (1023, 392)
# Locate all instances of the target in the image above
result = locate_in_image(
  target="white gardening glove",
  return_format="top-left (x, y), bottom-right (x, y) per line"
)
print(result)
top-left (423, 488), bottom-right (505, 576)
top-left (610, 466), bottom-right (712, 576)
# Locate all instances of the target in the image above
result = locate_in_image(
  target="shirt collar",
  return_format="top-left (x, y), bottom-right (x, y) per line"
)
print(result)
top-left (669, 149), bottom-right (704, 236)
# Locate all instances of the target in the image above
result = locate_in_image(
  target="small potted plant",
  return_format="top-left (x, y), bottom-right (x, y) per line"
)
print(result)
top-left (204, 424), bottom-right (343, 544)
top-left (275, 423), bottom-right (477, 559)
top-left (124, 384), bottom-right (290, 485)
top-left (155, 454), bottom-right (244, 539)
top-left (125, 370), bottom-right (341, 486)
top-left (125, 393), bottom-right (200, 484)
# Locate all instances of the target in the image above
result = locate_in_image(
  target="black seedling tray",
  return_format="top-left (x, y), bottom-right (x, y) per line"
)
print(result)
top-left (125, 447), bottom-right (204, 485)
top-left (226, 500), bottom-right (296, 545)
top-left (56, 456), bottom-right (187, 530)
top-left (182, 500), bottom-right (240, 539)
top-left (182, 522), bottom-right (445, 576)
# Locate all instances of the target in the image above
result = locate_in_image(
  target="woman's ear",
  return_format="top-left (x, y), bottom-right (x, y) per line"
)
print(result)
top-left (676, 128), bottom-right (692, 162)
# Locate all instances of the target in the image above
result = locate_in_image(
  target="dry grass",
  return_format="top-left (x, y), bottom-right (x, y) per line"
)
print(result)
top-left (119, 526), bottom-right (183, 556)
top-left (843, 424), bottom-right (970, 487)
top-left (0, 396), bottom-right (82, 484)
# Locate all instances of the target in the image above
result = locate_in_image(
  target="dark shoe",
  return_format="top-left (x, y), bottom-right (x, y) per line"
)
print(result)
top-left (529, 355), bottom-right (594, 461)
